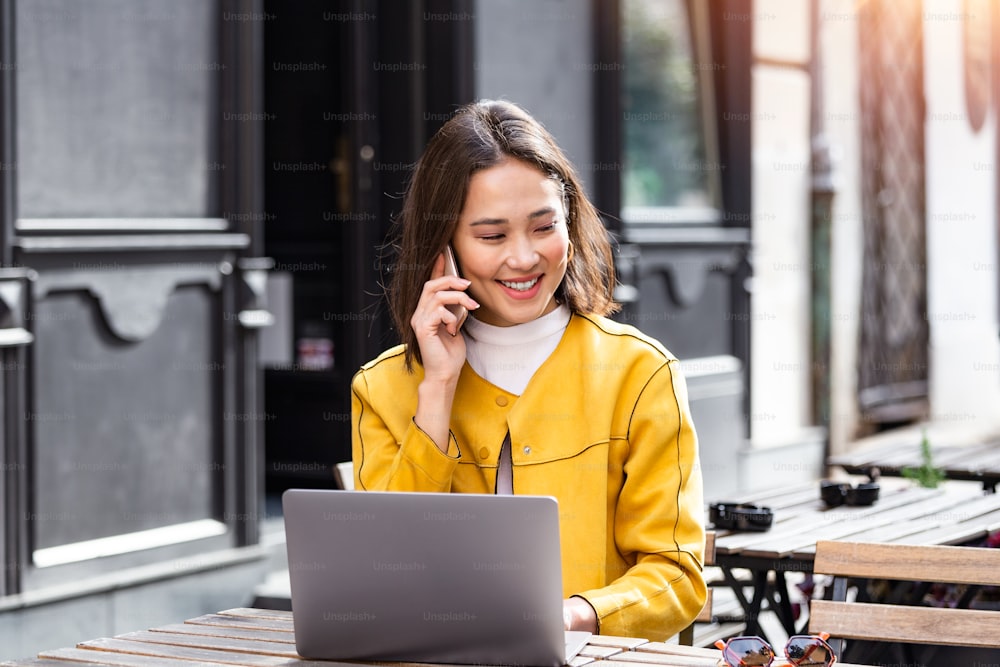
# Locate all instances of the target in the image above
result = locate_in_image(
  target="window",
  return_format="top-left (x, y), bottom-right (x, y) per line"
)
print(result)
top-left (621, 0), bottom-right (720, 224)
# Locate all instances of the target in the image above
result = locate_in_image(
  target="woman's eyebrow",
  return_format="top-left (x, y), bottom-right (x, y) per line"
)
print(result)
top-left (468, 207), bottom-right (559, 227)
top-left (528, 206), bottom-right (558, 219)
top-left (469, 217), bottom-right (507, 227)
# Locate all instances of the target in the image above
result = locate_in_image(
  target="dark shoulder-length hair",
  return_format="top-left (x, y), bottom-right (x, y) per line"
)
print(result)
top-left (387, 99), bottom-right (619, 370)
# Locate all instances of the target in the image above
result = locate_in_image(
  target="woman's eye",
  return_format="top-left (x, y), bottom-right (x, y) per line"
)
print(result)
top-left (480, 234), bottom-right (504, 241)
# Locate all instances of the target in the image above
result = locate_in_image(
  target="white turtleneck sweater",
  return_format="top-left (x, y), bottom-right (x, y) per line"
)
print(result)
top-left (462, 304), bottom-right (572, 395)
top-left (461, 304), bottom-right (572, 493)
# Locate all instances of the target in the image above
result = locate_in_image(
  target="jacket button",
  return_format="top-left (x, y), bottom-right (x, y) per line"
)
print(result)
top-left (523, 446), bottom-right (531, 455)
top-left (495, 396), bottom-right (508, 407)
top-left (478, 447), bottom-right (490, 460)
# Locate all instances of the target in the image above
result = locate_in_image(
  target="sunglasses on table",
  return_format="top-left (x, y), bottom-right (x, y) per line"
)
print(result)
top-left (715, 633), bottom-right (837, 667)
top-left (820, 480), bottom-right (879, 507)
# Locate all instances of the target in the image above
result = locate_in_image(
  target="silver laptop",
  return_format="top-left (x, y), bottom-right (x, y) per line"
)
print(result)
top-left (282, 489), bottom-right (588, 667)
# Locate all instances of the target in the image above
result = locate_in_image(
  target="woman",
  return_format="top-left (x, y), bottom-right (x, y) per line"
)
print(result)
top-left (351, 99), bottom-right (706, 640)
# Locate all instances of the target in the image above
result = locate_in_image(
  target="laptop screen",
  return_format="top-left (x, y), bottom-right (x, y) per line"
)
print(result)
top-left (283, 489), bottom-right (570, 667)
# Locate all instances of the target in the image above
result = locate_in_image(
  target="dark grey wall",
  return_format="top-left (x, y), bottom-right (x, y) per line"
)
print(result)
top-left (2, 0), bottom-right (264, 596)
top-left (32, 287), bottom-right (219, 548)
top-left (16, 0), bottom-right (220, 218)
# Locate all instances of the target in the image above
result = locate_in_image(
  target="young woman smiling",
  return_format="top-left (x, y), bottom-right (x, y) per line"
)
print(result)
top-left (351, 100), bottom-right (706, 640)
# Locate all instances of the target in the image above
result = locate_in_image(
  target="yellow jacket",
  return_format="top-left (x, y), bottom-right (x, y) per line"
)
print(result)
top-left (351, 313), bottom-right (706, 639)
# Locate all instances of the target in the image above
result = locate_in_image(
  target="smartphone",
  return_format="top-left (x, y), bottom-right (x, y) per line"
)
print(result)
top-left (443, 245), bottom-right (469, 331)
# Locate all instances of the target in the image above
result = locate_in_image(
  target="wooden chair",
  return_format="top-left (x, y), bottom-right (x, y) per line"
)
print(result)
top-left (678, 530), bottom-right (715, 645)
top-left (333, 460), bottom-right (355, 490)
top-left (809, 540), bottom-right (1000, 651)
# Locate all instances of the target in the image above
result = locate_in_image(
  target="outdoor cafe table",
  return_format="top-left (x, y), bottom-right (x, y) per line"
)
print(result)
top-left (708, 478), bottom-right (1000, 641)
top-left (827, 436), bottom-right (1000, 492)
top-left (0, 607), bottom-right (872, 667)
top-left (0, 608), bottom-right (868, 667)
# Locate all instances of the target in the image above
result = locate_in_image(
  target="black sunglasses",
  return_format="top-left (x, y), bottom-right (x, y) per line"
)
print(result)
top-left (820, 480), bottom-right (880, 507)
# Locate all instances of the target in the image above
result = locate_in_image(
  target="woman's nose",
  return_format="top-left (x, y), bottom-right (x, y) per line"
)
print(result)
top-left (505, 237), bottom-right (539, 270)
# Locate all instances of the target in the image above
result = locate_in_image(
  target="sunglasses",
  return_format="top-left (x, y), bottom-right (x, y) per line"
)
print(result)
top-left (715, 633), bottom-right (837, 667)
top-left (820, 480), bottom-right (880, 507)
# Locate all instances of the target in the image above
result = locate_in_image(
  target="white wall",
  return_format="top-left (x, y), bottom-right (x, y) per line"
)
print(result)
top-left (820, 0), bottom-right (863, 455)
top-left (753, 0), bottom-right (1000, 461)
top-left (750, 3), bottom-right (815, 447)
top-left (742, 2), bottom-right (828, 490)
top-left (923, 0), bottom-right (1000, 438)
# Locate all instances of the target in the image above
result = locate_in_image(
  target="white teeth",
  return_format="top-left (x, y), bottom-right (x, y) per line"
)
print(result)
top-left (500, 277), bottom-right (539, 291)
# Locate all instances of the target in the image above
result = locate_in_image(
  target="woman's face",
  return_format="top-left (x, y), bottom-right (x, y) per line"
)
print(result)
top-left (451, 159), bottom-right (570, 327)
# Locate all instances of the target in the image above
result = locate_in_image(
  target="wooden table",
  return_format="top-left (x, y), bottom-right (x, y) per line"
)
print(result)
top-left (828, 437), bottom-right (1000, 491)
top-left (1, 607), bottom-right (869, 667)
top-left (708, 479), bottom-right (1000, 641)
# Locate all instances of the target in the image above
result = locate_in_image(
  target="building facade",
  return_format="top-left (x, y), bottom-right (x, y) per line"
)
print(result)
top-left (3, 0), bottom-right (999, 658)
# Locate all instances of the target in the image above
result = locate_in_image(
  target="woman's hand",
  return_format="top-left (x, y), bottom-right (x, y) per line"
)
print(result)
top-left (563, 597), bottom-right (599, 633)
top-left (411, 252), bottom-right (478, 451)
top-left (410, 252), bottom-right (478, 383)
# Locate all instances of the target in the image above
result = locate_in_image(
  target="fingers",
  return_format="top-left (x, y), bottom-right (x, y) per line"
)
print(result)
top-left (429, 251), bottom-right (470, 293)
top-left (441, 306), bottom-right (464, 338)
top-left (420, 272), bottom-right (478, 318)
top-left (413, 289), bottom-right (477, 335)
top-left (430, 252), bottom-right (446, 280)
top-left (413, 252), bottom-right (479, 343)
top-left (447, 302), bottom-right (468, 336)
top-left (411, 276), bottom-right (478, 337)
top-left (420, 280), bottom-right (478, 313)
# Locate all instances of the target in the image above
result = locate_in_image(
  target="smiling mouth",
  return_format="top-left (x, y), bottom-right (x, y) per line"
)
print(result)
top-left (498, 277), bottom-right (540, 292)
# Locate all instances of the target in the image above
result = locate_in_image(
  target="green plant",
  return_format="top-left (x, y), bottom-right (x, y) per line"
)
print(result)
top-left (902, 430), bottom-right (946, 488)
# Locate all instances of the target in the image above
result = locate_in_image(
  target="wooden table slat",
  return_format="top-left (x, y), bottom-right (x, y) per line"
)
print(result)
top-left (0, 660), bottom-right (108, 667)
top-left (826, 492), bottom-right (1000, 550)
top-left (116, 630), bottom-right (300, 658)
top-left (754, 488), bottom-right (826, 511)
top-left (828, 439), bottom-right (1000, 487)
top-left (150, 623), bottom-right (296, 645)
top-left (584, 636), bottom-right (650, 649)
top-left (719, 509), bottom-right (875, 556)
top-left (714, 512), bottom-right (828, 553)
top-left (868, 451), bottom-right (921, 468)
top-left (632, 642), bottom-right (721, 659)
top-left (905, 443), bottom-right (1000, 472)
top-left (827, 440), bottom-right (1000, 469)
top-left (738, 488), bottom-right (998, 558)
top-left (10, 604), bottom-right (874, 667)
top-left (74, 638), bottom-right (309, 667)
top-left (597, 654), bottom-right (719, 667)
top-left (218, 608), bottom-right (295, 622)
top-left (38, 646), bottom-right (236, 666)
top-left (708, 483), bottom-right (820, 511)
top-left (809, 599), bottom-right (1000, 647)
top-left (827, 440), bottom-right (912, 467)
top-left (928, 444), bottom-right (995, 468)
top-left (183, 613), bottom-right (295, 633)
top-left (893, 507), bottom-right (1000, 547)
top-left (707, 478), bottom-right (1000, 653)
top-left (795, 515), bottom-right (943, 554)
top-left (968, 448), bottom-right (1000, 473)
top-left (594, 651), bottom-right (719, 667)
top-left (578, 645), bottom-right (624, 658)
top-left (718, 485), bottom-right (972, 558)
top-left (716, 483), bottom-right (943, 547)
top-left (910, 491), bottom-right (1000, 522)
